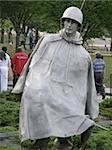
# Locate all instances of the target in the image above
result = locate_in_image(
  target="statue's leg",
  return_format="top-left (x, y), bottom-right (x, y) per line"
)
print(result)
top-left (35, 138), bottom-right (50, 150)
top-left (79, 126), bottom-right (94, 150)
top-left (56, 137), bottom-right (73, 150)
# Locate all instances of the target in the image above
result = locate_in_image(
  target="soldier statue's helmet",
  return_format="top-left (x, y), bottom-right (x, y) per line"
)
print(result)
top-left (61, 6), bottom-right (83, 25)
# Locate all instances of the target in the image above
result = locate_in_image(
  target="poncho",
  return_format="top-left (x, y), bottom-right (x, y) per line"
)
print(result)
top-left (12, 30), bottom-right (99, 142)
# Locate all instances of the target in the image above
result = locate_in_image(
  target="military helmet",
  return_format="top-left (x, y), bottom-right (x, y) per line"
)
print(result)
top-left (61, 6), bottom-right (83, 25)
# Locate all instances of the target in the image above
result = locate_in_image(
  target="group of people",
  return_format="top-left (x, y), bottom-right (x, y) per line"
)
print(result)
top-left (20, 29), bottom-right (37, 51)
top-left (0, 46), bottom-right (28, 92)
top-left (0, 6), bottom-right (106, 149)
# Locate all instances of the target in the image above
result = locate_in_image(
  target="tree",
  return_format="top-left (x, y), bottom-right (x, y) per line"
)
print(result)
top-left (1, 0), bottom-right (112, 50)
top-left (0, 1), bottom-right (7, 43)
top-left (1, 1), bottom-right (38, 49)
top-left (96, 0), bottom-right (112, 51)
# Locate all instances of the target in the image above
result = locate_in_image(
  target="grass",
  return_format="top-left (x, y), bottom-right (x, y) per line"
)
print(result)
top-left (99, 98), bottom-right (112, 119)
top-left (0, 147), bottom-right (20, 150)
top-left (103, 56), bottom-right (112, 87)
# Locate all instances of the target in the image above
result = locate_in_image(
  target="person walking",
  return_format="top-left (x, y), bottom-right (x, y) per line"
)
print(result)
top-left (0, 50), bottom-right (11, 92)
top-left (12, 6), bottom-right (99, 150)
top-left (93, 52), bottom-right (106, 99)
top-left (29, 29), bottom-right (34, 50)
top-left (11, 47), bottom-right (28, 87)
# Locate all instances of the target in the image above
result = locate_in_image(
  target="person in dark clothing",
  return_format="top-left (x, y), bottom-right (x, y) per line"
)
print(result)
top-left (93, 52), bottom-right (106, 99)
top-left (29, 29), bottom-right (34, 50)
top-left (8, 27), bottom-right (13, 45)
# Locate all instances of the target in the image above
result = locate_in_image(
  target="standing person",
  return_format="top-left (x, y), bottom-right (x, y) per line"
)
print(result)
top-left (104, 45), bottom-right (108, 52)
top-left (29, 29), bottom-right (34, 50)
top-left (8, 27), bottom-right (13, 45)
top-left (0, 50), bottom-right (11, 92)
top-left (2, 47), bottom-right (11, 62)
top-left (93, 52), bottom-right (106, 99)
top-left (11, 47), bottom-right (28, 87)
top-left (12, 6), bottom-right (99, 150)
top-left (2, 47), bottom-right (13, 82)
top-left (20, 32), bottom-right (26, 50)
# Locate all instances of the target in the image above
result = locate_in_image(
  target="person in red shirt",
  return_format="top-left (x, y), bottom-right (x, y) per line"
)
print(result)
top-left (11, 47), bottom-right (28, 87)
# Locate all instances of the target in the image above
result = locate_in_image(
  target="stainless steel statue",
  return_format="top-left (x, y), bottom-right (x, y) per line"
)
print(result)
top-left (12, 6), bottom-right (99, 150)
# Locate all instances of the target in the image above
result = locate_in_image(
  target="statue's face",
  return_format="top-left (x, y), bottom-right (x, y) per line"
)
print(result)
top-left (63, 18), bottom-right (79, 36)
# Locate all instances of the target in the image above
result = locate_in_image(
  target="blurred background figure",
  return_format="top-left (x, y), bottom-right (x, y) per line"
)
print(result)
top-left (11, 47), bottom-right (28, 87)
top-left (93, 52), bottom-right (106, 99)
top-left (2, 46), bottom-right (13, 84)
top-left (0, 50), bottom-right (12, 92)
top-left (20, 32), bottom-right (26, 50)
top-left (2, 46), bottom-right (11, 62)
top-left (8, 27), bottom-right (13, 46)
top-left (29, 29), bottom-right (34, 50)
top-left (104, 44), bottom-right (108, 52)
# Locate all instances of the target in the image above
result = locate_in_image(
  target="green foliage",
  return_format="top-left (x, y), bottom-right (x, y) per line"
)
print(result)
top-left (0, 100), bottom-right (19, 127)
top-left (85, 129), bottom-right (112, 150)
top-left (0, 91), bottom-right (17, 102)
top-left (0, 147), bottom-right (20, 150)
top-left (1, 0), bottom-right (112, 48)
top-left (100, 98), bottom-right (112, 108)
top-left (1, 129), bottom-right (111, 150)
top-left (100, 98), bottom-right (112, 119)
top-left (0, 126), bottom-right (17, 132)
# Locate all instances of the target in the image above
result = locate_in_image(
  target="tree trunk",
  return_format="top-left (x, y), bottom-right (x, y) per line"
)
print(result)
top-left (1, 28), bottom-right (4, 43)
top-left (16, 32), bottom-right (20, 51)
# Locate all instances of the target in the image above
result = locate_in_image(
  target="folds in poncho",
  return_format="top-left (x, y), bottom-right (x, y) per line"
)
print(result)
top-left (12, 31), bottom-right (99, 142)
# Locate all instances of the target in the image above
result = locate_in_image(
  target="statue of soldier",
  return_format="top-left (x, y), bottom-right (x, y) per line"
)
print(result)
top-left (12, 6), bottom-right (99, 150)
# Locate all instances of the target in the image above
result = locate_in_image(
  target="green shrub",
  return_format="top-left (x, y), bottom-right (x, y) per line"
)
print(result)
top-left (85, 129), bottom-right (112, 150)
top-left (0, 146), bottom-right (20, 150)
top-left (100, 98), bottom-right (112, 108)
top-left (100, 98), bottom-right (112, 119)
top-left (0, 100), bottom-right (19, 128)
top-left (0, 126), bottom-right (17, 132)
top-left (0, 90), bottom-right (17, 102)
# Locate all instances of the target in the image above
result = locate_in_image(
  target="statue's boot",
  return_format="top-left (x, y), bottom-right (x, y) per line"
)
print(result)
top-left (56, 137), bottom-right (73, 150)
top-left (79, 126), bottom-right (94, 150)
top-left (35, 138), bottom-right (49, 150)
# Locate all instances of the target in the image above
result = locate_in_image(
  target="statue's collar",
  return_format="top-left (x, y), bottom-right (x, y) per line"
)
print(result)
top-left (59, 29), bottom-right (83, 45)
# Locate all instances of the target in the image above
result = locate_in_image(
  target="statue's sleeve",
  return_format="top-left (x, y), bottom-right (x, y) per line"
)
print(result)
top-left (12, 36), bottom-right (45, 94)
top-left (86, 59), bottom-right (99, 120)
